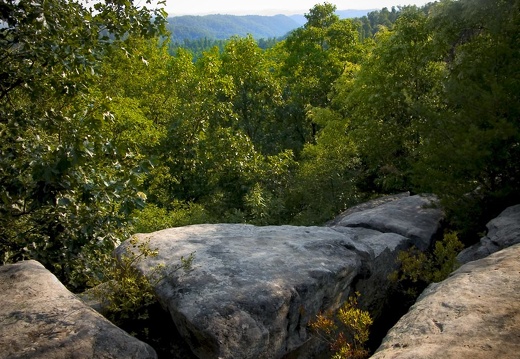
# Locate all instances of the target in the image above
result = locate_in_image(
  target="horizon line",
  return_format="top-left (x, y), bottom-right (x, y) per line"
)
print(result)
top-left (166, 8), bottom-right (377, 17)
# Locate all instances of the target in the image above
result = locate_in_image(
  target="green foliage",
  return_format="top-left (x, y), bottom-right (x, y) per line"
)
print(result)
top-left (411, 0), bottom-right (520, 238)
top-left (221, 36), bottom-right (286, 154)
top-left (310, 292), bottom-right (373, 359)
top-left (430, 232), bottom-right (465, 282)
top-left (131, 202), bottom-right (212, 234)
top-left (390, 232), bottom-right (464, 296)
top-left (355, 7), bottom-right (400, 39)
top-left (169, 37), bottom-right (228, 58)
top-left (0, 0), bottom-right (167, 288)
top-left (2, 0), bottom-right (518, 293)
top-left (342, 6), bottom-right (442, 193)
top-left (280, 3), bottom-right (363, 148)
top-left (86, 236), bottom-right (194, 325)
top-left (288, 107), bottom-right (361, 225)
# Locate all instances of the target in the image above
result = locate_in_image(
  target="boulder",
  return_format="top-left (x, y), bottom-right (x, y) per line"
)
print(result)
top-left (119, 194), bottom-right (444, 359)
top-left (122, 224), bottom-right (367, 359)
top-left (326, 192), bottom-right (411, 226)
top-left (331, 195), bottom-right (443, 320)
top-left (457, 204), bottom-right (520, 264)
top-left (370, 243), bottom-right (520, 359)
top-left (331, 194), bottom-right (442, 251)
top-left (0, 260), bottom-right (157, 359)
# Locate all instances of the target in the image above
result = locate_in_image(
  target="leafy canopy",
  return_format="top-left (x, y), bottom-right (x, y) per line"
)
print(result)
top-left (0, 0), bottom-right (167, 288)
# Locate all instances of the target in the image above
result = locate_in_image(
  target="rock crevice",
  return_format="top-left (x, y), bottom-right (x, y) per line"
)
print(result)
top-left (370, 242), bottom-right (520, 359)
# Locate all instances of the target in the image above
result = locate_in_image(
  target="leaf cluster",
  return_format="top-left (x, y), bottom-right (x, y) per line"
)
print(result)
top-left (0, 0), bottom-right (167, 288)
top-left (310, 292), bottom-right (373, 359)
top-left (389, 232), bottom-right (464, 297)
top-left (85, 235), bottom-right (194, 325)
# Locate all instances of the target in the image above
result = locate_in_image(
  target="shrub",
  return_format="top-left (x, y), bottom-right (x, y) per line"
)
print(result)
top-left (310, 292), bottom-right (373, 359)
top-left (389, 231), bottom-right (464, 297)
top-left (131, 202), bottom-right (212, 234)
top-left (85, 236), bottom-right (194, 325)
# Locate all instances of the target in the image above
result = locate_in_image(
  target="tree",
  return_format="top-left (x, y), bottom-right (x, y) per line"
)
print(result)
top-left (412, 0), bottom-right (520, 237)
top-left (221, 35), bottom-right (285, 154)
top-left (281, 2), bottom-right (362, 147)
top-left (341, 7), bottom-right (443, 193)
top-left (287, 105), bottom-right (360, 225)
top-left (0, 0), bottom-right (167, 288)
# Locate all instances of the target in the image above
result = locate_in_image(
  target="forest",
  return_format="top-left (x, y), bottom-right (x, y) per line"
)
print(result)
top-left (1, 0), bottom-right (519, 290)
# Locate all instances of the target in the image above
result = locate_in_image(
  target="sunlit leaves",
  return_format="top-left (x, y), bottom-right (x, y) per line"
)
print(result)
top-left (0, 0), bottom-right (166, 288)
top-left (310, 293), bottom-right (372, 359)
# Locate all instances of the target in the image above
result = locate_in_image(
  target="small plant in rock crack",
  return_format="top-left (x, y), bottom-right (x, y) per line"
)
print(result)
top-left (389, 231), bottom-right (464, 298)
top-left (310, 292), bottom-right (373, 359)
top-left (86, 235), bottom-right (195, 326)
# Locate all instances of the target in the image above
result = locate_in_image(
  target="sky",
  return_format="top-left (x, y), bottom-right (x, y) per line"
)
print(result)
top-left (163, 0), bottom-right (434, 16)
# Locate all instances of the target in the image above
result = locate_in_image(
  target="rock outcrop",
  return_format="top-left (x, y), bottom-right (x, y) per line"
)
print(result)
top-left (0, 260), bottom-right (157, 359)
top-left (457, 204), bottom-right (520, 264)
top-left (330, 194), bottom-right (441, 251)
top-left (329, 194), bottom-right (443, 321)
top-left (119, 194), bottom-right (443, 359)
top-left (370, 242), bottom-right (520, 359)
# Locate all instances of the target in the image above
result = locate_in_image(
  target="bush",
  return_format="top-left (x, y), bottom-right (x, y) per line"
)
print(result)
top-left (310, 292), bottom-right (373, 359)
top-left (131, 202), bottom-right (212, 234)
top-left (389, 231), bottom-right (464, 297)
top-left (85, 236), bottom-right (194, 326)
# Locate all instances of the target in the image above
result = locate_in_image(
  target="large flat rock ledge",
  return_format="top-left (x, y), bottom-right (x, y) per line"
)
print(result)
top-left (0, 260), bottom-right (157, 359)
top-left (370, 243), bottom-right (520, 359)
top-left (126, 224), bottom-right (366, 359)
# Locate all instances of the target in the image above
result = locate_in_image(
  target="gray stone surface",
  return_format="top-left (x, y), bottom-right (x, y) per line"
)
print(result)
top-left (119, 195), bottom-right (444, 359)
top-left (331, 195), bottom-right (443, 251)
top-left (123, 225), bottom-right (366, 359)
top-left (370, 243), bottom-right (520, 359)
top-left (458, 204), bottom-right (520, 264)
top-left (0, 260), bottom-right (157, 359)
top-left (326, 192), bottom-right (411, 226)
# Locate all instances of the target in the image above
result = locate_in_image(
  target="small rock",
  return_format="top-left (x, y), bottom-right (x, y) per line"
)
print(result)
top-left (458, 204), bottom-right (520, 264)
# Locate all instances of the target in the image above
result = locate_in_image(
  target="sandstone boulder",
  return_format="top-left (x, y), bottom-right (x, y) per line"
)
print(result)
top-left (122, 224), bottom-right (367, 359)
top-left (331, 195), bottom-right (443, 320)
top-left (370, 243), bottom-right (520, 359)
top-left (457, 204), bottom-right (520, 264)
top-left (0, 260), bottom-right (157, 359)
top-left (331, 194), bottom-right (442, 251)
top-left (326, 192), bottom-right (411, 225)
top-left (119, 194), bottom-right (443, 359)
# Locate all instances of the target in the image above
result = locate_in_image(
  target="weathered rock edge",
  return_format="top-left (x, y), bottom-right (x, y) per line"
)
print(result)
top-left (370, 243), bottom-right (520, 359)
top-left (457, 204), bottom-right (520, 264)
top-left (0, 260), bottom-right (157, 359)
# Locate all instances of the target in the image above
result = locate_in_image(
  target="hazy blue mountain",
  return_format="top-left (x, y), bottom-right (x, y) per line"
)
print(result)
top-left (288, 15), bottom-right (306, 26)
top-left (167, 14), bottom-right (301, 42)
top-left (167, 10), bottom-right (375, 42)
top-left (336, 9), bottom-right (376, 18)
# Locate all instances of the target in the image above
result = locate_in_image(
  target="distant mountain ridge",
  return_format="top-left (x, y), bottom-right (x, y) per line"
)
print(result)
top-left (167, 14), bottom-right (300, 42)
top-left (168, 10), bottom-right (374, 42)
